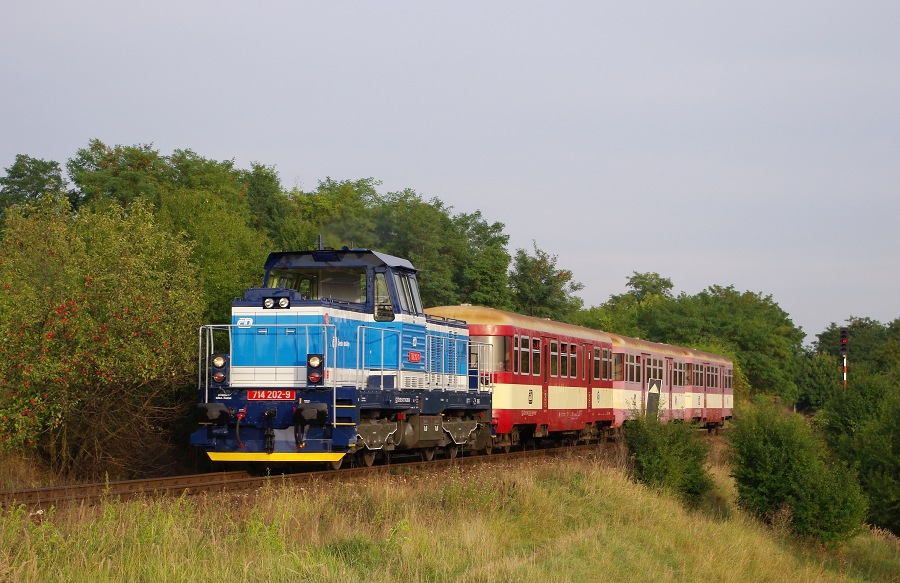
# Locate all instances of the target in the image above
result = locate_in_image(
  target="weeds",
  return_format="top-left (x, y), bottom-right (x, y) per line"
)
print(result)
top-left (0, 457), bottom-right (895, 582)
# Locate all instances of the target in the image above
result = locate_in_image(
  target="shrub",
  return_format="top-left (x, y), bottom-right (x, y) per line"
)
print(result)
top-left (623, 412), bottom-right (712, 507)
top-left (729, 400), bottom-right (867, 545)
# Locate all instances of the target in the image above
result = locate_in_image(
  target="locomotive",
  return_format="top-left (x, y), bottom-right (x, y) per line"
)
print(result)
top-left (190, 247), bottom-right (494, 468)
top-left (191, 247), bottom-right (733, 468)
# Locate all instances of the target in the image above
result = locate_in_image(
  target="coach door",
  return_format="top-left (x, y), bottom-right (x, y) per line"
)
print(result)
top-left (541, 336), bottom-right (551, 414)
top-left (665, 357), bottom-right (673, 421)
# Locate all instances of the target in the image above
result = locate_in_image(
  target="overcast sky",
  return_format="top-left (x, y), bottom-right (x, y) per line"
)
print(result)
top-left (2, 1), bottom-right (898, 342)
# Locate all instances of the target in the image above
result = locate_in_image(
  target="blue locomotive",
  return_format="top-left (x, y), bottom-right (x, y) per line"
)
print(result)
top-left (190, 247), bottom-right (494, 468)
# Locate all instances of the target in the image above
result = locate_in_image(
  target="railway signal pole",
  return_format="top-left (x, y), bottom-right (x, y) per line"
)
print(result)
top-left (839, 327), bottom-right (849, 388)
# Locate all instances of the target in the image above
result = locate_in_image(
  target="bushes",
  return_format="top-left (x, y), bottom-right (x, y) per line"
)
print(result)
top-left (728, 400), bottom-right (867, 545)
top-left (623, 413), bottom-right (713, 507)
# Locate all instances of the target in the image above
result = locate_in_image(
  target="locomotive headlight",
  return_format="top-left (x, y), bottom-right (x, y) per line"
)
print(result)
top-left (263, 298), bottom-right (275, 309)
top-left (212, 356), bottom-right (226, 369)
top-left (307, 355), bottom-right (322, 369)
top-left (278, 297), bottom-right (290, 309)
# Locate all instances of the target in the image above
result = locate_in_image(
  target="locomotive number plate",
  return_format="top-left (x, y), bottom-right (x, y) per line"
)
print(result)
top-left (247, 390), bottom-right (296, 400)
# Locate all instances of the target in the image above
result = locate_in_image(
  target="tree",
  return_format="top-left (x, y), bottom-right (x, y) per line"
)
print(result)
top-left (573, 272), bottom-right (673, 338)
top-left (66, 139), bottom-right (168, 209)
top-left (508, 243), bottom-right (583, 321)
top-left (796, 351), bottom-right (842, 412)
top-left (243, 163), bottom-right (290, 246)
top-left (451, 211), bottom-right (511, 309)
top-left (154, 185), bottom-right (270, 323)
top-left (0, 154), bottom-right (66, 219)
top-left (369, 189), bottom-right (462, 307)
top-left (625, 272), bottom-right (673, 301)
top-left (649, 286), bottom-right (804, 400)
top-left (815, 317), bottom-right (890, 364)
top-left (279, 177), bottom-right (379, 251)
top-left (0, 197), bottom-right (202, 479)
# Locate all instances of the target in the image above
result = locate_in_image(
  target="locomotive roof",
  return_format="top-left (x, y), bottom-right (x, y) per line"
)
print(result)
top-left (428, 305), bottom-right (732, 365)
top-left (264, 248), bottom-right (416, 272)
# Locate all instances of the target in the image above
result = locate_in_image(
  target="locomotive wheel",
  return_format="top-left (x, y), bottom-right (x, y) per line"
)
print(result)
top-left (360, 450), bottom-right (377, 467)
top-left (445, 445), bottom-right (459, 459)
top-left (501, 444), bottom-right (511, 454)
top-left (483, 444), bottom-right (493, 455)
top-left (328, 457), bottom-right (344, 471)
top-left (421, 448), bottom-right (436, 462)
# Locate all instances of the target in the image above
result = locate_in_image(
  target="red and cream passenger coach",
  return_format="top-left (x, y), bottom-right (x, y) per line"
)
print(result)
top-left (426, 305), bottom-right (733, 448)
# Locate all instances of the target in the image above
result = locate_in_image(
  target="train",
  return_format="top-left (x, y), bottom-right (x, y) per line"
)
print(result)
top-left (190, 247), bottom-right (733, 468)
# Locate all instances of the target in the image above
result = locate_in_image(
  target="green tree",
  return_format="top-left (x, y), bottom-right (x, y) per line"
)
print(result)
top-left (155, 185), bottom-right (269, 323)
top-left (796, 351), bottom-right (842, 412)
top-left (508, 243), bottom-right (583, 321)
top-left (279, 178), bottom-right (379, 251)
top-left (451, 211), bottom-right (511, 309)
top-left (0, 197), bottom-right (202, 479)
top-left (573, 272), bottom-right (674, 338)
top-left (624, 272), bottom-right (673, 301)
top-left (815, 317), bottom-right (890, 364)
top-left (650, 286), bottom-right (804, 400)
top-left (66, 139), bottom-right (168, 209)
top-left (243, 163), bottom-right (290, 246)
top-left (0, 154), bottom-right (66, 218)
top-left (369, 189), bottom-right (462, 307)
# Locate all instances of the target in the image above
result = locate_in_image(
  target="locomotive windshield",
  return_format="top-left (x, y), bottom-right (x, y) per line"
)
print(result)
top-left (266, 267), bottom-right (367, 303)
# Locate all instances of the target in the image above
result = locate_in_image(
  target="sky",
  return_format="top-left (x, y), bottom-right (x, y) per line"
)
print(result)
top-left (2, 1), bottom-right (898, 342)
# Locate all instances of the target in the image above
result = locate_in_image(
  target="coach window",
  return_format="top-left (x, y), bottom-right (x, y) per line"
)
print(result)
top-left (569, 344), bottom-right (577, 378)
top-left (593, 348), bottom-right (601, 380)
top-left (470, 335), bottom-right (509, 372)
top-left (532, 338), bottom-right (541, 376)
top-left (560, 343), bottom-right (568, 378)
top-left (550, 341), bottom-right (559, 377)
top-left (673, 361), bottom-right (685, 387)
top-left (694, 364), bottom-right (704, 387)
top-left (603, 348), bottom-right (612, 381)
top-left (513, 336), bottom-right (519, 374)
top-left (520, 336), bottom-right (530, 375)
top-left (725, 368), bottom-right (733, 389)
top-left (612, 353), bottom-right (624, 381)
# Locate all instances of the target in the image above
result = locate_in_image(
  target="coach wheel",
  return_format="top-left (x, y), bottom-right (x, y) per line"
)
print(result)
top-left (421, 448), bottom-right (436, 462)
top-left (445, 445), bottom-right (459, 459)
top-left (359, 450), bottom-right (377, 467)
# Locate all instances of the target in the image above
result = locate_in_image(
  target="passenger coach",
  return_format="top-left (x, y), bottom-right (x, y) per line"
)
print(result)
top-left (425, 305), bottom-right (733, 448)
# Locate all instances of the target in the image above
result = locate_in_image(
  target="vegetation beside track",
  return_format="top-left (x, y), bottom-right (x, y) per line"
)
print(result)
top-left (2, 449), bottom-right (896, 582)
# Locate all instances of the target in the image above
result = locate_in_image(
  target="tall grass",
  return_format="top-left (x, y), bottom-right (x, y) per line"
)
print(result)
top-left (1, 452), bottom-right (896, 582)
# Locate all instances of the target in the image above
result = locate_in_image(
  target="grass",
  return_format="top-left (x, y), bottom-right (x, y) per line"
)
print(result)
top-left (1, 450), bottom-right (897, 582)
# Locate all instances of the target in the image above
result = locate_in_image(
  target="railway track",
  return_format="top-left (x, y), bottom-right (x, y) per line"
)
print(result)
top-left (0, 443), bottom-right (610, 512)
